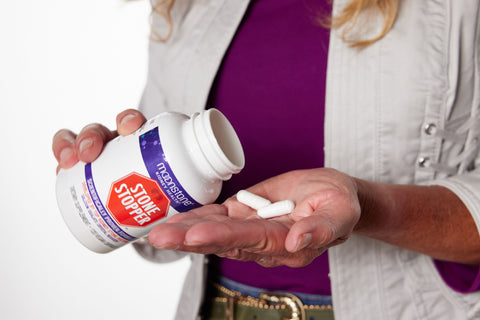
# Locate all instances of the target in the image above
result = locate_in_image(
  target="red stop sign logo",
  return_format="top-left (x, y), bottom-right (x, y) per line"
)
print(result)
top-left (107, 172), bottom-right (170, 227)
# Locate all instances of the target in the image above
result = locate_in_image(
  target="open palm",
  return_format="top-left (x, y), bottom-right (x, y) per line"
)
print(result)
top-left (148, 168), bottom-right (361, 268)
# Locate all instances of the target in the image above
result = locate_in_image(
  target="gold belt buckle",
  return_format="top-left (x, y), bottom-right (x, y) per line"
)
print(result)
top-left (225, 295), bottom-right (237, 320)
top-left (259, 291), bottom-right (306, 320)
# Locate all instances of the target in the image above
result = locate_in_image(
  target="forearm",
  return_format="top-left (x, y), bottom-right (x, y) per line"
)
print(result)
top-left (353, 179), bottom-right (480, 264)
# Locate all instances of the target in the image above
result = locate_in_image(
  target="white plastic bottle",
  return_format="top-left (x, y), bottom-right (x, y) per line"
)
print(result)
top-left (56, 109), bottom-right (245, 253)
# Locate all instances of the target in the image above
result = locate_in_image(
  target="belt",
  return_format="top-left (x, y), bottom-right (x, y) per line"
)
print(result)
top-left (202, 282), bottom-right (334, 320)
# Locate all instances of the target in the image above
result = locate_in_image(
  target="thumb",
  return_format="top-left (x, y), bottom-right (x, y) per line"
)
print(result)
top-left (116, 109), bottom-right (147, 136)
top-left (285, 211), bottom-right (354, 253)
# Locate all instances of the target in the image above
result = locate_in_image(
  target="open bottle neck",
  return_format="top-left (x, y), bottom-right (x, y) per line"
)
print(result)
top-left (183, 109), bottom-right (245, 181)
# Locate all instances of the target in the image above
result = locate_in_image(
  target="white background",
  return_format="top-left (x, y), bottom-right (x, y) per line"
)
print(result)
top-left (0, 1), bottom-right (189, 319)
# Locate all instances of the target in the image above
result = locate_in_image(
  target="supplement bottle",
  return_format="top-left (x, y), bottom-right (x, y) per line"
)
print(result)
top-left (56, 109), bottom-right (245, 253)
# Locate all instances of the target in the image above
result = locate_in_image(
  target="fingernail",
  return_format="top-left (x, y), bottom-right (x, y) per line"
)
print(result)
top-left (59, 148), bottom-right (75, 166)
top-left (78, 138), bottom-right (93, 154)
top-left (120, 113), bottom-right (136, 126)
top-left (149, 239), bottom-right (179, 250)
top-left (294, 233), bottom-right (312, 252)
top-left (258, 257), bottom-right (271, 264)
top-left (156, 243), bottom-right (180, 250)
top-left (184, 241), bottom-right (203, 247)
top-left (148, 234), bottom-right (179, 250)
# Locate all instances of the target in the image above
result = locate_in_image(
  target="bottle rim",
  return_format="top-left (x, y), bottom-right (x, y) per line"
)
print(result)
top-left (198, 109), bottom-right (245, 179)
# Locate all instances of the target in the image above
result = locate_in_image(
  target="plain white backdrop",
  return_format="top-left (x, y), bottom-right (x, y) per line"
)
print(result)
top-left (0, 1), bottom-right (189, 319)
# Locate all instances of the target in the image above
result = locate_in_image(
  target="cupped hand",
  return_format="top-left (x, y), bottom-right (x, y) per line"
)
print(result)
top-left (148, 168), bottom-right (361, 268)
top-left (52, 109), bottom-right (146, 173)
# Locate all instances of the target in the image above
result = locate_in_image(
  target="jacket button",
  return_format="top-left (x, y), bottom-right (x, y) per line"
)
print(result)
top-left (424, 123), bottom-right (437, 135)
top-left (418, 157), bottom-right (430, 167)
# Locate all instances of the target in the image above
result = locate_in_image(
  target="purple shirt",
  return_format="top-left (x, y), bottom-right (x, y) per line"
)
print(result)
top-left (435, 260), bottom-right (480, 293)
top-left (207, 0), bottom-right (331, 296)
top-left (206, 0), bottom-right (480, 295)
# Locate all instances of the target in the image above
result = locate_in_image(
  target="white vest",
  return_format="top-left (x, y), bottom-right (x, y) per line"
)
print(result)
top-left (137, 0), bottom-right (480, 318)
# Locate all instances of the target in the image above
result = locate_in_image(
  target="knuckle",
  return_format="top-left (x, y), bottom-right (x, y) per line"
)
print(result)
top-left (80, 123), bottom-right (103, 133)
top-left (78, 123), bottom-right (114, 143)
top-left (316, 226), bottom-right (335, 246)
top-left (257, 257), bottom-right (278, 268)
top-left (285, 255), bottom-right (315, 268)
top-left (219, 248), bottom-right (251, 261)
top-left (52, 129), bottom-right (75, 144)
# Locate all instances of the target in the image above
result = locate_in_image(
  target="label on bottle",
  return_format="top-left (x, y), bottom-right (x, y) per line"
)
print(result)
top-left (106, 171), bottom-right (171, 228)
top-left (139, 127), bottom-right (201, 213)
top-left (74, 122), bottom-right (202, 247)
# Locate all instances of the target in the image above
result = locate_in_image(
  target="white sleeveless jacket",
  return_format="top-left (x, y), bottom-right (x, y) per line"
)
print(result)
top-left (135, 0), bottom-right (480, 319)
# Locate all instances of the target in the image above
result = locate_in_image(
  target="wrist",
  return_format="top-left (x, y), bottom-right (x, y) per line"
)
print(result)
top-left (351, 178), bottom-right (397, 239)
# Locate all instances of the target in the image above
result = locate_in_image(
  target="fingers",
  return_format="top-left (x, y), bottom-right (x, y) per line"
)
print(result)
top-left (148, 204), bottom-right (290, 255)
top-left (148, 204), bottom-right (230, 249)
top-left (284, 205), bottom-right (359, 253)
top-left (116, 109), bottom-right (146, 136)
top-left (179, 203), bottom-right (291, 254)
top-left (284, 215), bottom-right (336, 252)
top-left (75, 123), bottom-right (117, 164)
top-left (147, 203), bottom-right (326, 268)
top-left (52, 129), bottom-right (79, 171)
top-left (52, 124), bottom-right (116, 171)
top-left (52, 109), bottom-right (146, 173)
top-left (52, 124), bottom-right (116, 172)
top-left (52, 122), bottom-right (115, 171)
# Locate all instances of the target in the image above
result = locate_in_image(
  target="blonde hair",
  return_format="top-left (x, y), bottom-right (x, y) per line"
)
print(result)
top-left (150, 0), bottom-right (175, 42)
top-left (330, 0), bottom-right (399, 47)
top-left (150, 0), bottom-right (399, 47)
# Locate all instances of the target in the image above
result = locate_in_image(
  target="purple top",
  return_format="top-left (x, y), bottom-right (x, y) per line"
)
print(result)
top-left (435, 260), bottom-right (480, 293)
top-left (206, 0), bottom-right (480, 295)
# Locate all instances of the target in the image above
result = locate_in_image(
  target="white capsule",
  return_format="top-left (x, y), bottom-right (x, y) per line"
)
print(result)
top-left (257, 200), bottom-right (295, 219)
top-left (236, 190), bottom-right (272, 210)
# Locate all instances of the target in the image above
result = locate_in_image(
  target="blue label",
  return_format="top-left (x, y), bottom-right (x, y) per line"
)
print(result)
top-left (84, 163), bottom-right (136, 242)
top-left (139, 127), bottom-right (202, 212)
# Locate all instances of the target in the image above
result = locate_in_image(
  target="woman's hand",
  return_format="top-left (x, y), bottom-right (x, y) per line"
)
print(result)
top-left (52, 109), bottom-right (146, 172)
top-left (148, 166), bottom-right (480, 266)
top-left (148, 168), bottom-right (361, 268)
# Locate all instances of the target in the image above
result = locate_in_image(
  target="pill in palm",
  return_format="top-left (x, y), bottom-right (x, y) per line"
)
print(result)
top-left (236, 190), bottom-right (272, 210)
top-left (257, 200), bottom-right (295, 219)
